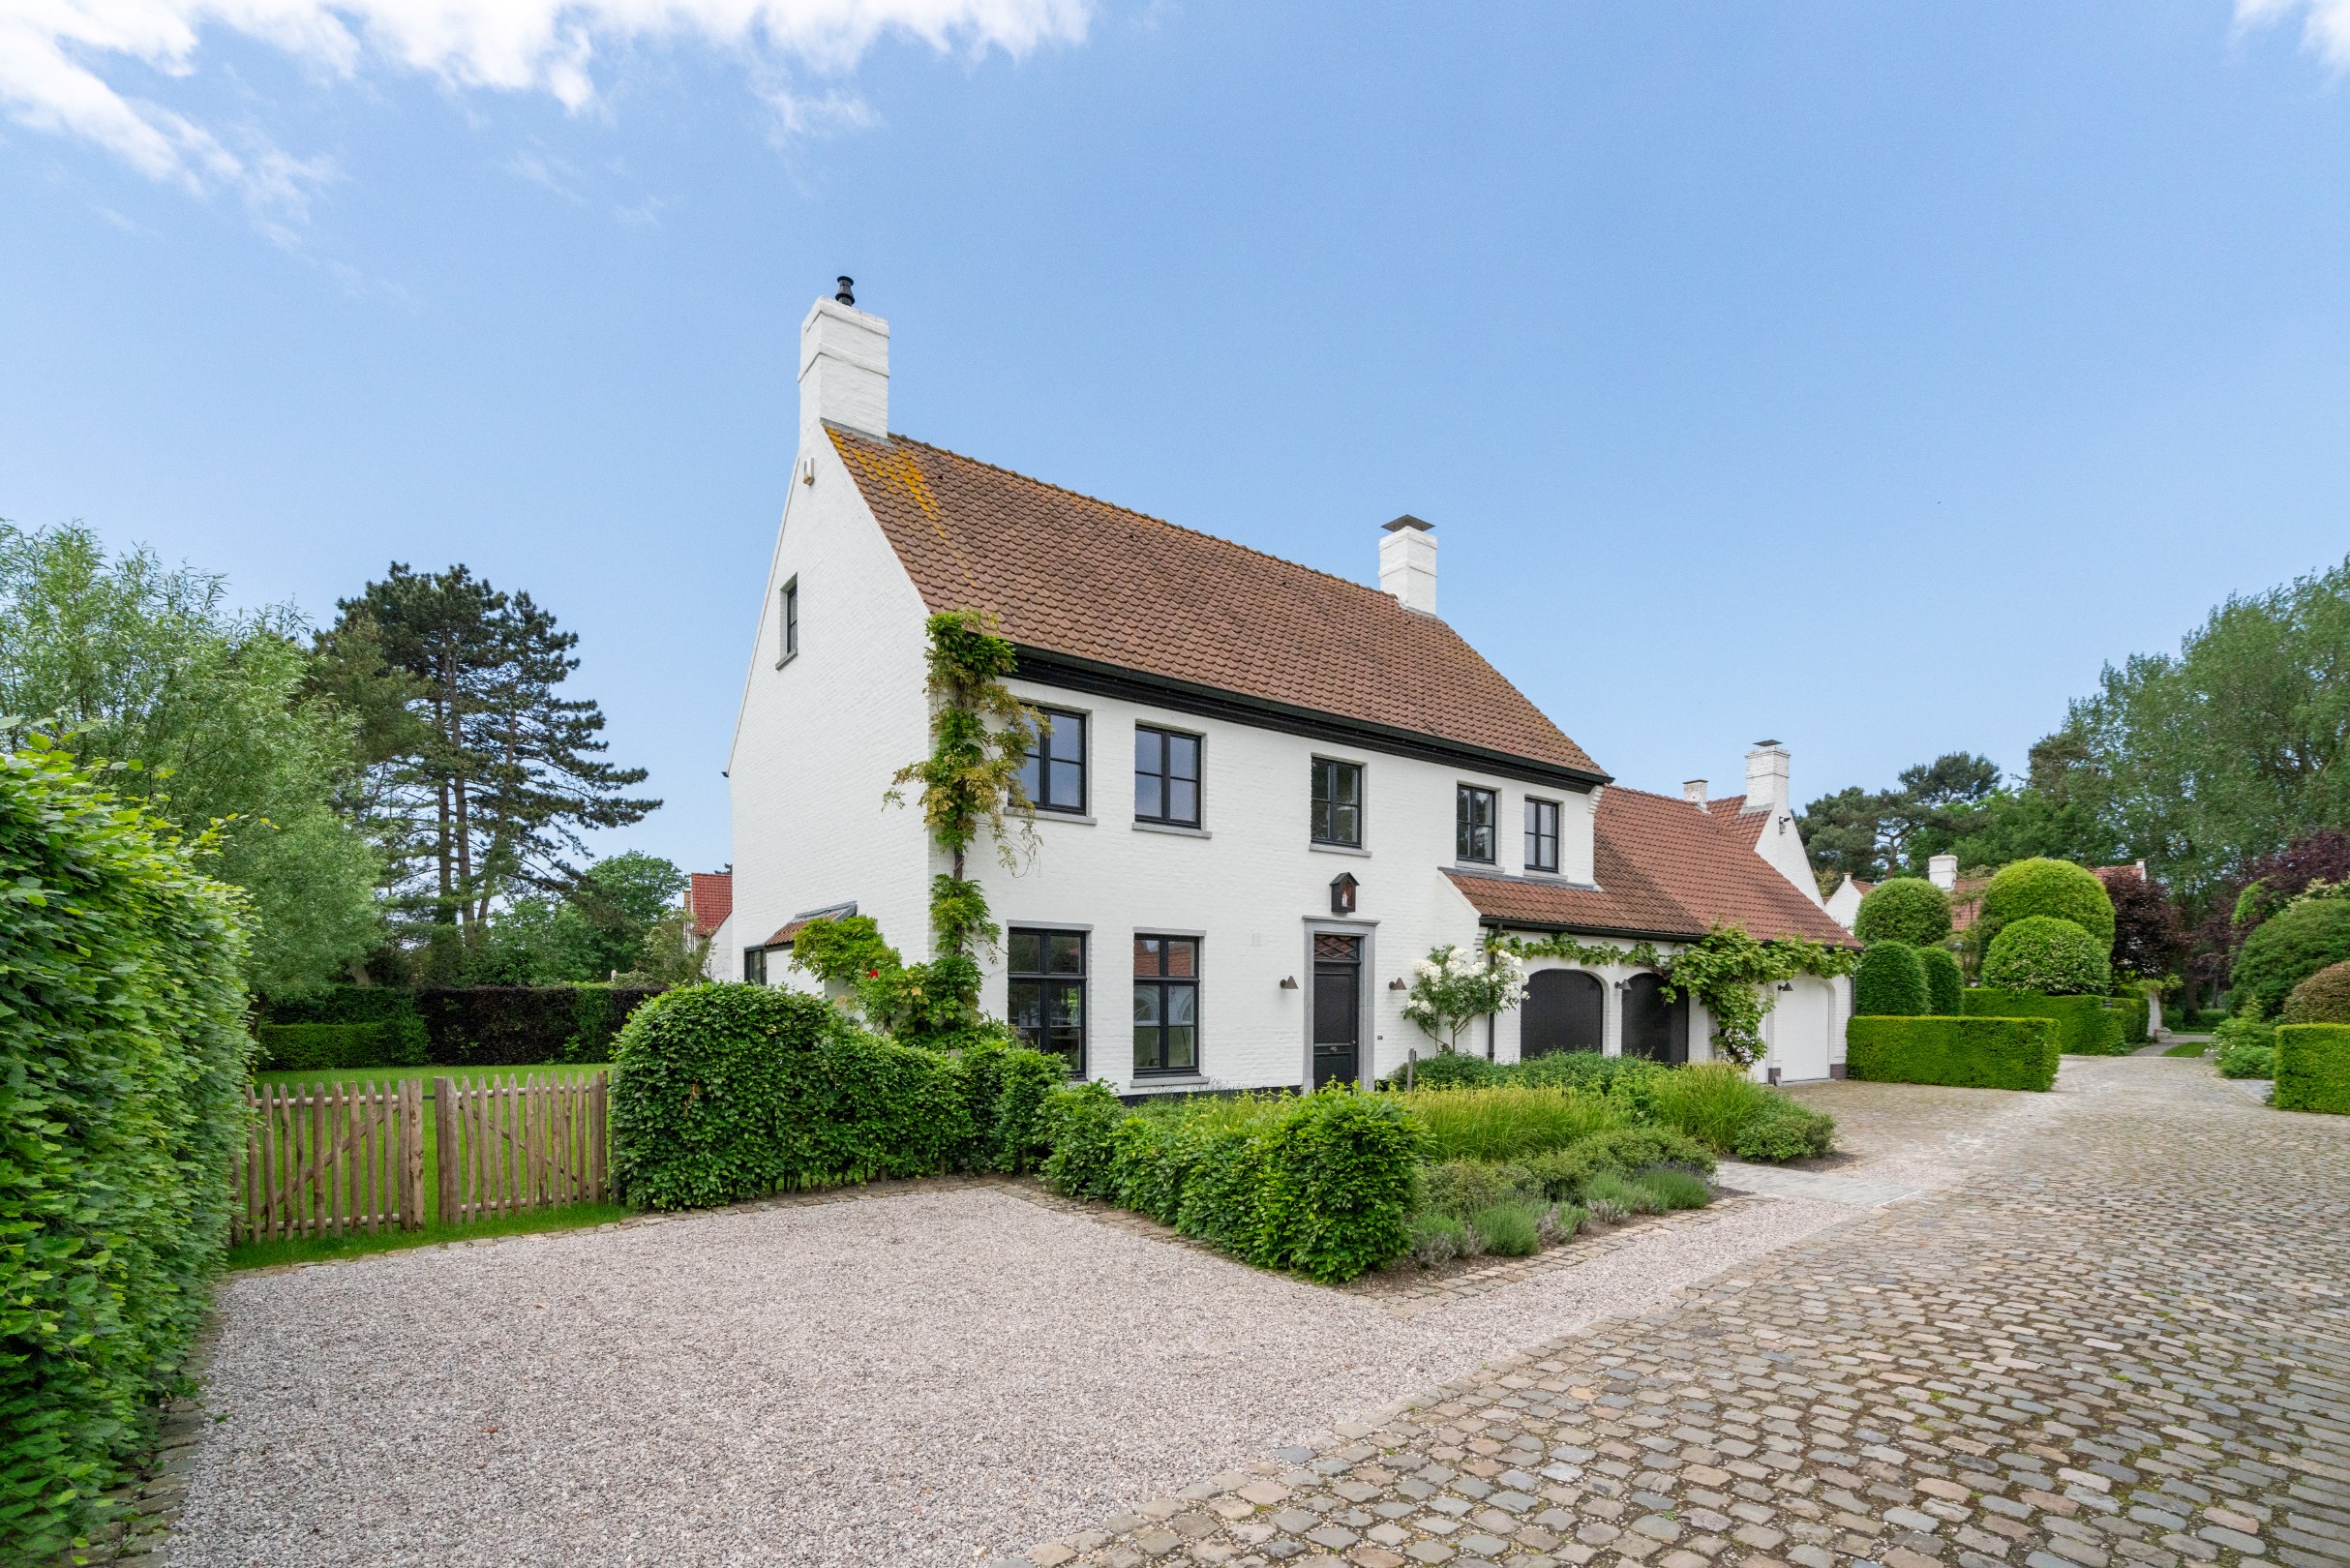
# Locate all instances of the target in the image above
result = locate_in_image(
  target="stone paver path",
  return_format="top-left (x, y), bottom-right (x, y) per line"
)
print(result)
top-left (1031, 1058), bottom-right (2350, 1568)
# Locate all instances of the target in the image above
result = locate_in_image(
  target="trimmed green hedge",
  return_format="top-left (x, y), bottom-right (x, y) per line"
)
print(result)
top-left (2275, 1024), bottom-right (2350, 1114)
top-left (2106, 993), bottom-right (2151, 1046)
top-left (1042, 1084), bottom-right (1426, 1282)
top-left (264, 983), bottom-right (659, 1066)
top-left (1853, 878), bottom-right (1952, 947)
top-left (1919, 948), bottom-right (1963, 1015)
top-left (1977, 858), bottom-right (2117, 950)
top-left (1981, 915), bottom-right (2110, 996)
top-left (254, 1021), bottom-right (421, 1071)
top-left (1853, 941), bottom-right (1928, 1016)
top-left (1, 743), bottom-right (252, 1559)
top-left (1846, 1015), bottom-right (2060, 1091)
top-left (2230, 897), bottom-right (2350, 1020)
top-left (1962, 988), bottom-right (2126, 1055)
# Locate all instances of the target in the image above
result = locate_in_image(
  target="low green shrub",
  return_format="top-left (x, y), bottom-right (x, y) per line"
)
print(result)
top-left (1401, 1084), bottom-right (1628, 1162)
top-left (2231, 897), bottom-right (2350, 1020)
top-left (1, 743), bottom-right (253, 1560)
top-left (952, 1032), bottom-right (1063, 1173)
top-left (1418, 1158), bottom-right (1539, 1219)
top-left (2274, 1024), bottom-right (2350, 1113)
top-left (2212, 1008), bottom-right (2276, 1081)
top-left (1846, 1015), bottom-right (2060, 1091)
top-left (1854, 877), bottom-right (1953, 947)
top-left (1405, 1210), bottom-right (1473, 1266)
top-left (1039, 1080), bottom-right (1125, 1199)
top-left (1470, 1201), bottom-right (1542, 1255)
top-left (1637, 1167), bottom-right (1713, 1210)
top-left (1919, 948), bottom-right (1964, 1016)
top-left (2219, 1043), bottom-right (2276, 1079)
top-left (1982, 916), bottom-right (2110, 996)
top-left (1540, 1202), bottom-right (1586, 1244)
top-left (1381, 1050), bottom-right (1504, 1090)
top-left (1853, 941), bottom-right (1929, 1016)
top-left (254, 1021), bottom-right (405, 1071)
top-left (2283, 961), bottom-right (2350, 1025)
top-left (1976, 858), bottom-right (2117, 950)
top-left (1584, 1169), bottom-right (1664, 1216)
top-left (1731, 1095), bottom-right (1837, 1161)
top-left (1961, 989), bottom-right (2125, 1055)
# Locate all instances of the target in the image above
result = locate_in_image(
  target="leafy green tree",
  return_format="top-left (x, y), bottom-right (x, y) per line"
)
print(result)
top-left (1799, 752), bottom-right (2001, 887)
top-left (0, 522), bottom-right (379, 995)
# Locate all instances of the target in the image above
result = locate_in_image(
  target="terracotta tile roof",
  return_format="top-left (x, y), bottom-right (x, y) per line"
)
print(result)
top-left (829, 428), bottom-right (1605, 781)
top-left (684, 871), bottom-right (733, 940)
top-left (1448, 785), bottom-right (1855, 947)
top-left (764, 917), bottom-right (816, 948)
top-left (1705, 795), bottom-right (1762, 835)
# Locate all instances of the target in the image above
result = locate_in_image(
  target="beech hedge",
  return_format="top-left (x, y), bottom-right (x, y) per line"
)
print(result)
top-left (2275, 1024), bottom-right (2350, 1114)
top-left (263, 983), bottom-right (658, 1066)
top-left (1961, 988), bottom-right (2126, 1055)
top-left (0, 743), bottom-right (252, 1559)
top-left (254, 1021), bottom-right (420, 1071)
top-left (1846, 1016), bottom-right (2060, 1091)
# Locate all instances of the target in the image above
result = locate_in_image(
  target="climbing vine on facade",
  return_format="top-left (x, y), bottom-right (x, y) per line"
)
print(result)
top-left (1499, 924), bottom-right (1857, 1066)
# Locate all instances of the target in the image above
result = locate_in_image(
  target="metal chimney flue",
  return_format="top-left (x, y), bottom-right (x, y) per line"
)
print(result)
top-left (835, 275), bottom-right (856, 306)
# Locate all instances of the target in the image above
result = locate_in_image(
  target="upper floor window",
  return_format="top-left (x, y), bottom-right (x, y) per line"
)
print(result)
top-left (1457, 784), bottom-right (1497, 863)
top-left (1311, 758), bottom-right (1363, 847)
top-left (1525, 797), bottom-right (1560, 873)
top-left (1134, 726), bottom-right (1201, 828)
top-left (777, 579), bottom-right (798, 666)
top-left (1132, 935), bottom-right (1199, 1076)
top-left (1009, 928), bottom-right (1087, 1075)
top-left (1020, 709), bottom-right (1088, 814)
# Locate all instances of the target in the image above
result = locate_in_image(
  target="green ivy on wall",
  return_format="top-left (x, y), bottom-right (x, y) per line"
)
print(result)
top-left (1499, 923), bottom-right (1857, 1066)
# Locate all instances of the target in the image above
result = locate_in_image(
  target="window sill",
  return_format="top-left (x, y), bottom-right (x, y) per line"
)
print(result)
top-left (1128, 1075), bottom-right (1212, 1093)
top-left (1310, 841), bottom-right (1371, 859)
top-left (1455, 859), bottom-right (1500, 871)
top-left (1133, 820), bottom-right (1210, 839)
top-left (773, 649), bottom-right (798, 671)
top-left (1035, 811), bottom-right (1097, 826)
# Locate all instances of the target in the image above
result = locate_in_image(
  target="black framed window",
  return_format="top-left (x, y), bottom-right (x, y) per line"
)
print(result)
top-left (1134, 727), bottom-right (1201, 828)
top-left (1132, 936), bottom-right (1198, 1076)
top-left (1009, 929), bottom-right (1087, 1074)
top-left (1457, 784), bottom-right (1498, 863)
top-left (781, 580), bottom-right (798, 660)
top-left (743, 948), bottom-right (768, 984)
top-left (1525, 797), bottom-right (1560, 873)
top-left (1311, 758), bottom-right (1363, 847)
top-left (1019, 709), bottom-right (1088, 814)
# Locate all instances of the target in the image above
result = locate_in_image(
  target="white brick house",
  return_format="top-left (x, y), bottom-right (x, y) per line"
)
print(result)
top-left (724, 287), bottom-right (1857, 1089)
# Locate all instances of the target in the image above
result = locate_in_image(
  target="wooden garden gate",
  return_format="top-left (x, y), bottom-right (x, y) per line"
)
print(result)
top-left (238, 1081), bottom-right (427, 1244)
top-left (433, 1073), bottom-right (609, 1223)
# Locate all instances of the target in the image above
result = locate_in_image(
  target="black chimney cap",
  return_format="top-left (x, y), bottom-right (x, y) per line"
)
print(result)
top-left (835, 276), bottom-right (855, 306)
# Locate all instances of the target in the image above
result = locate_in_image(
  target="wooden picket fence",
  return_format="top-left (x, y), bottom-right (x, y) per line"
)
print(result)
top-left (234, 1071), bottom-right (609, 1243)
top-left (435, 1073), bottom-right (609, 1223)
top-left (238, 1080), bottom-right (426, 1244)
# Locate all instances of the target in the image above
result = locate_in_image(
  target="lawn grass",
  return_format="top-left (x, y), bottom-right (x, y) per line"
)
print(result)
top-left (2163, 1040), bottom-right (2213, 1058)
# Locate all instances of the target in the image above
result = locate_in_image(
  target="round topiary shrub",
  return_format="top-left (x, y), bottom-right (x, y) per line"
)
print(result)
top-left (2233, 897), bottom-right (2350, 1020)
top-left (2281, 958), bottom-right (2350, 1024)
top-left (1977, 858), bottom-right (2116, 951)
top-left (1981, 915), bottom-right (2111, 995)
top-left (1853, 877), bottom-right (1953, 948)
top-left (1917, 946), bottom-right (1964, 1015)
top-left (1853, 940), bottom-right (1929, 1016)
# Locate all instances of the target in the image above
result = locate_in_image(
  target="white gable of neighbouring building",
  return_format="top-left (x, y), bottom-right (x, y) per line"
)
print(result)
top-left (727, 287), bottom-right (1857, 1087)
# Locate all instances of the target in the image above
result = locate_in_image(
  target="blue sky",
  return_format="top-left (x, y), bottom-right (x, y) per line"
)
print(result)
top-left (5, 1), bottom-right (2350, 876)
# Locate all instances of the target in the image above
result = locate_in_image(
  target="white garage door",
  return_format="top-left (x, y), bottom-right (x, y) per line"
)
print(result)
top-left (1769, 977), bottom-right (1834, 1083)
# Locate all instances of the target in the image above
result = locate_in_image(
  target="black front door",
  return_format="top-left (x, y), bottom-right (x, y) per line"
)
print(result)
top-left (1311, 933), bottom-right (1362, 1088)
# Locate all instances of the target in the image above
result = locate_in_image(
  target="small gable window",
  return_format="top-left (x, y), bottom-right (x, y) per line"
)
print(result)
top-left (1524, 798), bottom-right (1560, 874)
top-left (1457, 784), bottom-right (1498, 864)
top-left (1311, 758), bottom-right (1363, 847)
top-left (777, 579), bottom-right (798, 666)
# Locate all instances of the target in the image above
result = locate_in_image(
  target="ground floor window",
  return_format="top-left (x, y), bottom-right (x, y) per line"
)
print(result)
top-left (743, 948), bottom-right (768, 984)
top-left (1132, 935), bottom-right (1198, 1075)
top-left (1009, 928), bottom-right (1087, 1074)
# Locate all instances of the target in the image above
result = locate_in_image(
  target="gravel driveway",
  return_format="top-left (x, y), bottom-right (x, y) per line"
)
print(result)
top-left (167, 1181), bottom-right (1856, 1568)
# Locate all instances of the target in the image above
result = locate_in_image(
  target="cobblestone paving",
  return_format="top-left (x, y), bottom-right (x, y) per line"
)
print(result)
top-left (1025, 1059), bottom-right (2350, 1568)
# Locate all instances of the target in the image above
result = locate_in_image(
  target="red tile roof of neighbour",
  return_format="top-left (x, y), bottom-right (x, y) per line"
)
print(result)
top-left (1448, 785), bottom-right (1855, 947)
top-left (828, 427), bottom-right (1606, 781)
top-left (685, 871), bottom-right (732, 939)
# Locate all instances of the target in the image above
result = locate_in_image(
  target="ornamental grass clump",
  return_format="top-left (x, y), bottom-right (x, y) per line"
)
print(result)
top-left (1637, 1167), bottom-right (1714, 1211)
top-left (1643, 1062), bottom-right (1774, 1150)
top-left (1402, 1084), bottom-right (1628, 1162)
top-left (1469, 1201), bottom-right (1543, 1256)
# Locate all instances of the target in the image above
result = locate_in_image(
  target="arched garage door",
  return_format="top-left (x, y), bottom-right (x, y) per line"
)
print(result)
top-left (1521, 969), bottom-right (1604, 1058)
top-left (1622, 974), bottom-right (1689, 1064)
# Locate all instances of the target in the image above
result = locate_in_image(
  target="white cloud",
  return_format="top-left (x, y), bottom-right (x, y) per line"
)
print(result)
top-left (2238, 0), bottom-right (2350, 68)
top-left (0, 0), bottom-right (1089, 210)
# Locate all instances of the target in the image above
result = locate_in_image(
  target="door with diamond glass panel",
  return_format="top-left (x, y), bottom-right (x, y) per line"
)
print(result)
top-left (1311, 933), bottom-right (1362, 1088)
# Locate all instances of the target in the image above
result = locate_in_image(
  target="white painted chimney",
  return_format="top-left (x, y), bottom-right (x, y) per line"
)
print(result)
top-left (798, 278), bottom-right (889, 454)
top-left (1928, 853), bottom-right (1958, 891)
top-left (1743, 739), bottom-right (1791, 816)
top-left (1683, 779), bottom-right (1708, 806)
top-left (1379, 515), bottom-right (1437, 617)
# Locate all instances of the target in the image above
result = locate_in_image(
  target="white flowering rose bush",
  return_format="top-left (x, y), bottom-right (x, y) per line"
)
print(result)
top-left (1401, 944), bottom-right (1528, 1053)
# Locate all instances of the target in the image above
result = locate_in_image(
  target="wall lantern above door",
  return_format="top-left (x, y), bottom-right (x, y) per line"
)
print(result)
top-left (1329, 872), bottom-right (1359, 916)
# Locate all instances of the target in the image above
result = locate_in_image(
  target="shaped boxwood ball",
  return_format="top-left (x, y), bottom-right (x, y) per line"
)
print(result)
top-left (1853, 877), bottom-right (1953, 948)
top-left (1981, 915), bottom-right (2111, 996)
top-left (1977, 858), bottom-right (2116, 950)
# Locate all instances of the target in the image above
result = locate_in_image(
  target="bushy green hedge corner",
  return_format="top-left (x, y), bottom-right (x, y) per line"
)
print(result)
top-left (0, 743), bottom-right (253, 1560)
top-left (2275, 1025), bottom-right (2350, 1114)
top-left (952, 1034), bottom-right (1064, 1173)
top-left (1982, 916), bottom-right (2111, 996)
top-left (2107, 993), bottom-right (2151, 1046)
top-left (1962, 989), bottom-right (2125, 1054)
top-left (2230, 898), bottom-right (2350, 1020)
top-left (1253, 1092), bottom-right (1426, 1282)
top-left (1847, 1016), bottom-right (2060, 1091)
top-left (1977, 858), bottom-right (2117, 950)
top-left (1731, 1096), bottom-right (1837, 1161)
top-left (1918, 947), bottom-right (1964, 1015)
top-left (608, 983), bottom-right (830, 1210)
top-left (1853, 877), bottom-right (1953, 948)
top-left (2282, 960), bottom-right (2350, 1026)
top-left (1853, 941), bottom-right (1929, 1016)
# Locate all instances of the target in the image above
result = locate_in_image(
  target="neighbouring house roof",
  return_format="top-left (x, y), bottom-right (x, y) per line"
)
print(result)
top-left (763, 900), bottom-right (860, 950)
top-left (1447, 785), bottom-right (1857, 947)
top-left (684, 871), bottom-right (733, 939)
top-left (827, 427), bottom-right (1608, 786)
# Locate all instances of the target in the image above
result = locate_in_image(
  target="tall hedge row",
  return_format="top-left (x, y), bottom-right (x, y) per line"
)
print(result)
top-left (606, 985), bottom-right (1063, 1211)
top-left (263, 983), bottom-right (659, 1067)
top-left (1846, 1016), bottom-right (2060, 1091)
top-left (0, 743), bottom-right (252, 1558)
top-left (2275, 1024), bottom-right (2350, 1114)
top-left (1961, 989), bottom-right (2126, 1055)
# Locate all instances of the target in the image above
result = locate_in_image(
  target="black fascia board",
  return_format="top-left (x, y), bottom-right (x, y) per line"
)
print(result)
top-left (1011, 647), bottom-right (1612, 796)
